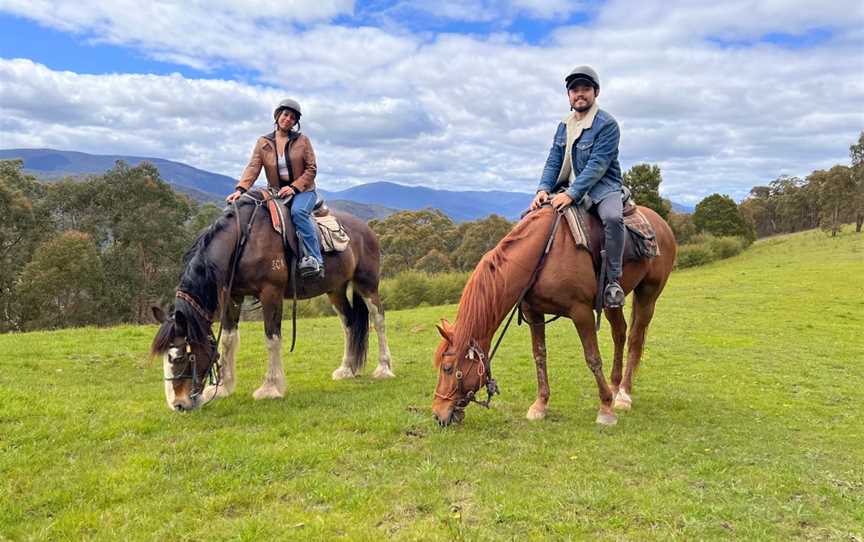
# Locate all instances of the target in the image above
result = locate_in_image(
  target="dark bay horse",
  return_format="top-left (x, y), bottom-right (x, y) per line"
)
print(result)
top-left (151, 194), bottom-right (394, 411)
top-left (432, 205), bottom-right (676, 426)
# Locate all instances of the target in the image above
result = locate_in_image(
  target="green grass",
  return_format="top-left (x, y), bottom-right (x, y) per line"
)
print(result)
top-left (1, 227), bottom-right (863, 541)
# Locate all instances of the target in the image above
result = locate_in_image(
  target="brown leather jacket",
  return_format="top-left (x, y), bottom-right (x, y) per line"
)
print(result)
top-left (236, 130), bottom-right (317, 193)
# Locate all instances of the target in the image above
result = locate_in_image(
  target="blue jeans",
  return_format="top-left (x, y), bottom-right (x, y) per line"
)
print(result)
top-left (290, 190), bottom-right (323, 264)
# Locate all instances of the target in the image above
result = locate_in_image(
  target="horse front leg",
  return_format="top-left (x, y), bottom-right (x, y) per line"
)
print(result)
top-left (604, 306), bottom-right (628, 407)
top-left (571, 305), bottom-right (617, 426)
top-left (202, 295), bottom-right (242, 401)
top-left (525, 308), bottom-right (550, 421)
top-left (253, 288), bottom-right (286, 400)
top-left (359, 290), bottom-right (395, 379)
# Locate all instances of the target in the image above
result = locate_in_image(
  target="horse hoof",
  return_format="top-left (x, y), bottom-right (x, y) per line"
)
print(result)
top-left (332, 367), bottom-right (355, 380)
top-left (596, 409), bottom-right (618, 426)
top-left (253, 386), bottom-right (284, 400)
top-left (203, 385), bottom-right (232, 400)
top-left (614, 390), bottom-right (632, 411)
top-left (372, 366), bottom-right (396, 379)
top-left (526, 406), bottom-right (547, 421)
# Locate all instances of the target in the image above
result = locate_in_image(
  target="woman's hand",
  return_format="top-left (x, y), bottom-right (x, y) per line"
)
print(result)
top-left (226, 190), bottom-right (243, 203)
top-left (278, 186), bottom-right (297, 199)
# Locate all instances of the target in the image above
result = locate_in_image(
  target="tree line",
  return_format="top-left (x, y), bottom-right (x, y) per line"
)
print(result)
top-left (0, 160), bottom-right (222, 332)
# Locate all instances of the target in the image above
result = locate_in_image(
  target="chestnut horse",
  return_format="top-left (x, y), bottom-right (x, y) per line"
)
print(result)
top-left (151, 193), bottom-right (394, 411)
top-left (432, 205), bottom-right (676, 426)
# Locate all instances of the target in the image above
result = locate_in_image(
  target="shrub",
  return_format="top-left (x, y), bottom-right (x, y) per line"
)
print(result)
top-left (707, 236), bottom-right (745, 259)
top-left (676, 244), bottom-right (714, 268)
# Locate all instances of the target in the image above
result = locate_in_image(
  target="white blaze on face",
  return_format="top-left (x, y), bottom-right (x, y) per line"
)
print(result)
top-left (163, 349), bottom-right (179, 410)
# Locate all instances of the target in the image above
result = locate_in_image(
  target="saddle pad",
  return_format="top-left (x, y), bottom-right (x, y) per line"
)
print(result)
top-left (315, 214), bottom-right (350, 253)
top-left (253, 189), bottom-right (286, 235)
top-left (563, 206), bottom-right (591, 251)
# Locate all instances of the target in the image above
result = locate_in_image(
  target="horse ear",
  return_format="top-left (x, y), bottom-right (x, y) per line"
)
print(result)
top-left (173, 310), bottom-right (188, 338)
top-left (152, 306), bottom-right (167, 323)
top-left (436, 319), bottom-right (453, 342)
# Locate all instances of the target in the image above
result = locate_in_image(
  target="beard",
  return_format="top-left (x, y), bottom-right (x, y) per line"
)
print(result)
top-left (572, 98), bottom-right (593, 112)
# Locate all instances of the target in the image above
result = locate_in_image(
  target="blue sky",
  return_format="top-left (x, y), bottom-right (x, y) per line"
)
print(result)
top-left (1, 0), bottom-right (862, 203)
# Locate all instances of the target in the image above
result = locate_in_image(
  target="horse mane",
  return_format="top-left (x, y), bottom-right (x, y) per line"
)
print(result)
top-left (151, 209), bottom-right (237, 354)
top-left (445, 209), bottom-right (551, 363)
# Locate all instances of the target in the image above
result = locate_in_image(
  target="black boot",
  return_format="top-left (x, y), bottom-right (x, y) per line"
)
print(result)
top-left (604, 281), bottom-right (625, 309)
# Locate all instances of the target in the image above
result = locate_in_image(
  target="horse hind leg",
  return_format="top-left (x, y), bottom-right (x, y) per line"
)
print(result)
top-left (358, 288), bottom-right (395, 379)
top-left (604, 306), bottom-right (629, 409)
top-left (253, 288), bottom-right (286, 400)
top-left (202, 295), bottom-right (242, 401)
top-left (329, 287), bottom-right (358, 380)
top-left (525, 308), bottom-right (550, 421)
top-left (619, 285), bottom-right (661, 409)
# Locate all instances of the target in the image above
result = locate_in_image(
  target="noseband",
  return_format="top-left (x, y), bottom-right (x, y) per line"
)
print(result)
top-left (164, 333), bottom-right (221, 401)
top-left (435, 341), bottom-right (500, 411)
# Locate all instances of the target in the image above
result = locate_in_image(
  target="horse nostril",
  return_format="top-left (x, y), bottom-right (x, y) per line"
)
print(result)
top-left (174, 403), bottom-right (185, 412)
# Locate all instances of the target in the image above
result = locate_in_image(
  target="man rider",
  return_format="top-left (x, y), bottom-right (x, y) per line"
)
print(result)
top-left (530, 66), bottom-right (626, 308)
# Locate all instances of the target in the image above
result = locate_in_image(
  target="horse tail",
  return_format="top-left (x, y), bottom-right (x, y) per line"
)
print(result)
top-left (343, 287), bottom-right (370, 374)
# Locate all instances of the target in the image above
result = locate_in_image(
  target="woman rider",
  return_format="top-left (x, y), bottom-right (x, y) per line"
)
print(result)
top-left (226, 98), bottom-right (324, 278)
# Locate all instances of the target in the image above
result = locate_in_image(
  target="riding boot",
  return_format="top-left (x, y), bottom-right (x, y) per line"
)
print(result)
top-left (604, 281), bottom-right (625, 308)
top-left (298, 255), bottom-right (324, 279)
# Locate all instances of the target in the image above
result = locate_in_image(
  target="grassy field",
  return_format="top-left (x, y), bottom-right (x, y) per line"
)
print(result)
top-left (1, 227), bottom-right (862, 541)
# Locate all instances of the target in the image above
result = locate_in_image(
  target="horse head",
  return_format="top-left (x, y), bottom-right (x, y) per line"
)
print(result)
top-left (150, 305), bottom-right (220, 412)
top-left (431, 319), bottom-right (492, 427)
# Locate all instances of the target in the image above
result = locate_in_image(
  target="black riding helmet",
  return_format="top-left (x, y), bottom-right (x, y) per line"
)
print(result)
top-left (565, 66), bottom-right (600, 92)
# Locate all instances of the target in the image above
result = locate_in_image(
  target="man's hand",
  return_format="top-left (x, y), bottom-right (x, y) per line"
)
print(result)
top-left (226, 190), bottom-right (243, 203)
top-left (277, 186), bottom-right (296, 199)
top-left (551, 192), bottom-right (574, 212)
top-left (530, 191), bottom-right (549, 210)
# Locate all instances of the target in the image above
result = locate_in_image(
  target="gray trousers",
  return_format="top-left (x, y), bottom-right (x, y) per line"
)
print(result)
top-left (593, 194), bottom-right (625, 281)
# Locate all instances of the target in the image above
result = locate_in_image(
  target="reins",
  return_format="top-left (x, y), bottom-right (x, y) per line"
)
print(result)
top-left (447, 206), bottom-right (563, 411)
top-left (169, 198), bottom-right (253, 407)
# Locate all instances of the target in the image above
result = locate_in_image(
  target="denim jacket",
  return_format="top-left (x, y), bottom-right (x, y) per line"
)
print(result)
top-left (537, 108), bottom-right (622, 205)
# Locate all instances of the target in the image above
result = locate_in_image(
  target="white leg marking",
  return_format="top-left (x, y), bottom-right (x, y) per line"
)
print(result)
top-left (614, 389), bottom-right (632, 410)
top-left (362, 295), bottom-right (395, 379)
top-left (163, 353), bottom-right (177, 411)
top-left (204, 328), bottom-right (238, 399)
top-left (253, 335), bottom-right (285, 400)
top-left (331, 308), bottom-right (356, 380)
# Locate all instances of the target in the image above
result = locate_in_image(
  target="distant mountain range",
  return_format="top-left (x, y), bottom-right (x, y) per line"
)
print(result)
top-left (0, 148), bottom-right (694, 220)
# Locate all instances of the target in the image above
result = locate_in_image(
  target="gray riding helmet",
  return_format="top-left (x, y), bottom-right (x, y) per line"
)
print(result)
top-left (273, 98), bottom-right (302, 120)
top-left (565, 66), bottom-right (600, 91)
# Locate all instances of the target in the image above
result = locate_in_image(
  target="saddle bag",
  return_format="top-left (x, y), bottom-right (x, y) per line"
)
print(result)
top-left (624, 211), bottom-right (659, 260)
top-left (315, 214), bottom-right (350, 253)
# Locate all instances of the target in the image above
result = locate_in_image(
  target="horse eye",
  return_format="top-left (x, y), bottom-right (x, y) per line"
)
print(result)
top-left (442, 363), bottom-right (453, 374)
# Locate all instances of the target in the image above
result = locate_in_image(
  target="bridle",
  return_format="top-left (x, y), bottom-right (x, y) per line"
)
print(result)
top-left (435, 340), bottom-right (500, 411)
top-left (163, 198), bottom-right (250, 406)
top-left (434, 208), bottom-right (563, 416)
top-left (163, 333), bottom-right (221, 402)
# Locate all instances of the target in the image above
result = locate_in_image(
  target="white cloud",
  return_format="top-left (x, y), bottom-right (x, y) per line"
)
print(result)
top-left (1, 0), bottom-right (863, 204)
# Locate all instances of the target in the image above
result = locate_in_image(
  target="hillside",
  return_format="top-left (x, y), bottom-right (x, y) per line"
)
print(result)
top-left (2, 148), bottom-right (693, 221)
top-left (1, 227), bottom-right (861, 539)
